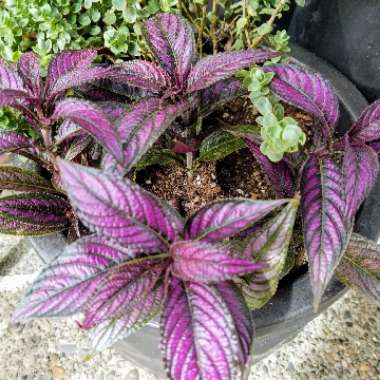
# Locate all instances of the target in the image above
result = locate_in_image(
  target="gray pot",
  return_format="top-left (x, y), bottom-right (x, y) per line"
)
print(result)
top-left (29, 45), bottom-right (373, 375)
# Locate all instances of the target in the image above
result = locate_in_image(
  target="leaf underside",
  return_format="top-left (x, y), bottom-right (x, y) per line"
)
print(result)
top-left (242, 201), bottom-right (299, 309)
top-left (336, 233), bottom-right (380, 304)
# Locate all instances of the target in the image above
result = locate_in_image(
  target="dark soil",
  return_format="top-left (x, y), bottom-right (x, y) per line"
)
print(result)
top-left (138, 95), bottom-right (311, 270)
top-left (139, 161), bottom-right (223, 217)
top-left (216, 149), bottom-right (276, 200)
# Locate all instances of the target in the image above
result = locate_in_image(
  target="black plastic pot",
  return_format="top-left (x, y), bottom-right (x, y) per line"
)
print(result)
top-left (29, 45), bottom-right (373, 375)
top-left (289, 0), bottom-right (380, 101)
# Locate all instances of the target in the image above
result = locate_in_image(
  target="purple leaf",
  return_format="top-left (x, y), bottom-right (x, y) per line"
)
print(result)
top-left (185, 198), bottom-right (288, 243)
top-left (144, 13), bottom-right (196, 86)
top-left (47, 66), bottom-right (113, 103)
top-left (215, 282), bottom-right (253, 366)
top-left (55, 120), bottom-right (82, 144)
top-left (97, 101), bottom-right (127, 122)
top-left (81, 264), bottom-right (164, 329)
top-left (53, 99), bottom-right (123, 162)
top-left (83, 78), bottom-right (154, 101)
top-left (301, 155), bottom-right (351, 309)
top-left (242, 200), bottom-right (299, 309)
top-left (349, 99), bottom-right (380, 143)
top-left (0, 131), bottom-right (34, 152)
top-left (17, 52), bottom-right (41, 96)
top-left (0, 58), bottom-right (33, 108)
top-left (90, 284), bottom-right (164, 350)
top-left (0, 57), bottom-right (26, 91)
top-left (0, 89), bottom-right (34, 109)
top-left (103, 98), bottom-right (190, 173)
top-left (369, 139), bottom-right (380, 159)
top-left (336, 233), bottom-right (380, 304)
top-left (13, 235), bottom-right (148, 321)
top-left (64, 134), bottom-right (92, 161)
top-left (0, 193), bottom-right (69, 235)
top-left (245, 138), bottom-right (295, 197)
top-left (170, 240), bottom-right (263, 283)
top-left (187, 50), bottom-right (279, 93)
top-left (110, 60), bottom-right (171, 92)
top-left (0, 166), bottom-right (55, 192)
top-left (161, 278), bottom-right (243, 380)
top-left (343, 139), bottom-right (379, 219)
top-left (58, 160), bottom-right (184, 247)
top-left (199, 79), bottom-right (244, 117)
top-left (46, 49), bottom-right (98, 92)
top-left (265, 64), bottom-right (339, 130)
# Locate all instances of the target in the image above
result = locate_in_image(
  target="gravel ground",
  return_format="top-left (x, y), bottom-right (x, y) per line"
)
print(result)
top-left (1, 238), bottom-right (379, 380)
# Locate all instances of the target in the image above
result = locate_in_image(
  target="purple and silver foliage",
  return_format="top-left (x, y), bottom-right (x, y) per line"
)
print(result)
top-left (14, 160), bottom-right (290, 379)
top-left (0, 48), bottom-right (119, 235)
top-left (240, 63), bottom-right (380, 311)
top-left (100, 12), bottom-right (279, 175)
top-left (7, 12), bottom-right (380, 380)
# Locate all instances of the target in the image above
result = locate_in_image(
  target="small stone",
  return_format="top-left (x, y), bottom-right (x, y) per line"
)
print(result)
top-left (51, 366), bottom-right (65, 380)
top-left (125, 369), bottom-right (139, 380)
top-left (343, 310), bottom-right (352, 320)
top-left (286, 361), bottom-right (296, 373)
top-left (359, 362), bottom-right (371, 373)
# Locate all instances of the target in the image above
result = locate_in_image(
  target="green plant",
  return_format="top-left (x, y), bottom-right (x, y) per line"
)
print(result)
top-left (180, 0), bottom-right (296, 54)
top-left (0, 1), bottom-right (178, 64)
top-left (242, 66), bottom-right (306, 161)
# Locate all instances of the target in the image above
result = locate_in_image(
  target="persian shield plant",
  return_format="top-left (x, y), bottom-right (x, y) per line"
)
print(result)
top-left (97, 12), bottom-right (280, 174)
top-left (14, 160), bottom-right (291, 378)
top-left (239, 63), bottom-right (380, 309)
top-left (5, 11), bottom-right (380, 380)
top-left (0, 48), bottom-right (129, 235)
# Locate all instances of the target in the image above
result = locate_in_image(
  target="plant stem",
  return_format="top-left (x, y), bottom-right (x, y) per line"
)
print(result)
top-left (41, 127), bottom-right (53, 148)
top-left (186, 152), bottom-right (193, 170)
top-left (179, 0), bottom-right (196, 25)
top-left (109, 253), bottom-right (170, 273)
top-left (197, 5), bottom-right (207, 57)
top-left (251, 0), bottom-right (288, 48)
top-left (242, 0), bottom-right (251, 48)
top-left (210, 0), bottom-right (218, 53)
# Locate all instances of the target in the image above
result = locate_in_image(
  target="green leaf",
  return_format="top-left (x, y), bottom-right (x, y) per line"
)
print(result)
top-left (295, 0), bottom-right (305, 6)
top-left (79, 14), bottom-right (91, 27)
top-left (236, 17), bottom-right (247, 32)
top-left (223, 124), bottom-right (261, 140)
top-left (123, 6), bottom-right (137, 23)
top-left (254, 96), bottom-right (272, 115)
top-left (198, 130), bottom-right (245, 163)
top-left (112, 0), bottom-right (126, 11)
top-left (136, 149), bottom-right (180, 170)
top-left (241, 198), bottom-right (299, 309)
top-left (103, 10), bottom-right (117, 25)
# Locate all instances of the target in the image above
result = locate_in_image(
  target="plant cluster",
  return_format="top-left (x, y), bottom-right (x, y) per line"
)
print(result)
top-left (0, 48), bottom-right (128, 234)
top-left (0, 0), bottom-right (177, 139)
top-left (0, 11), bottom-right (378, 380)
top-left (0, 0), bottom-right (177, 64)
top-left (242, 66), bottom-right (306, 161)
top-left (0, 1), bottom-right (301, 138)
top-left (181, 0), bottom-right (296, 54)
